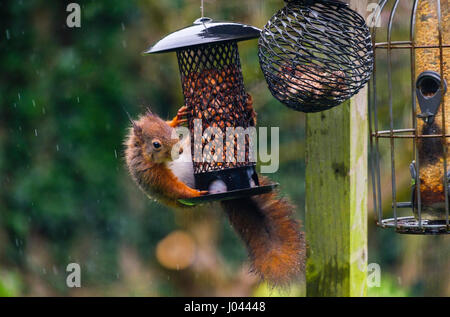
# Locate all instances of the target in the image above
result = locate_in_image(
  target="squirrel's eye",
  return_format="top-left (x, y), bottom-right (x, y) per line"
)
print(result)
top-left (152, 141), bottom-right (161, 149)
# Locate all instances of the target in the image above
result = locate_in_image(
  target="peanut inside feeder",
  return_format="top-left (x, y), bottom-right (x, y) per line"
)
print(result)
top-left (177, 43), bottom-right (253, 174)
top-left (413, 0), bottom-right (450, 221)
top-left (144, 17), bottom-right (277, 203)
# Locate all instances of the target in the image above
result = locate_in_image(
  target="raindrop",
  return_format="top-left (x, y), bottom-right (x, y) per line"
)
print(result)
top-left (122, 40), bottom-right (127, 48)
top-left (15, 238), bottom-right (20, 247)
top-left (43, 268), bottom-right (47, 275)
top-left (5, 29), bottom-right (10, 40)
top-left (77, 96), bottom-right (80, 103)
top-left (34, 129), bottom-right (38, 136)
top-left (42, 107), bottom-right (46, 114)
top-left (121, 22), bottom-right (125, 31)
top-left (56, 144), bottom-right (59, 151)
top-left (114, 149), bottom-right (118, 159)
top-left (18, 92), bottom-right (21, 100)
top-left (32, 99), bottom-right (36, 107)
top-left (13, 103), bottom-right (16, 108)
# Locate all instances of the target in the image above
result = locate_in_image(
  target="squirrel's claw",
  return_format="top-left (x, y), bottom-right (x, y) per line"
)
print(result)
top-left (177, 105), bottom-right (189, 115)
top-left (168, 117), bottom-right (187, 127)
top-left (167, 105), bottom-right (189, 127)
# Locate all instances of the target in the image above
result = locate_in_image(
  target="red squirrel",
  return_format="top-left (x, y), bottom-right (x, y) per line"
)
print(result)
top-left (124, 100), bottom-right (305, 286)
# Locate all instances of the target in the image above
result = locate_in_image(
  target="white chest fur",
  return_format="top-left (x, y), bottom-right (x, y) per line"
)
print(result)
top-left (167, 135), bottom-right (195, 188)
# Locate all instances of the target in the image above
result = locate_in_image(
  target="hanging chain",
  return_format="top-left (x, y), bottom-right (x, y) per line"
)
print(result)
top-left (200, 0), bottom-right (204, 18)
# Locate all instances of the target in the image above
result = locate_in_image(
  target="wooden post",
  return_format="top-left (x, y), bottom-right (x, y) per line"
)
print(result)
top-left (305, 0), bottom-right (368, 297)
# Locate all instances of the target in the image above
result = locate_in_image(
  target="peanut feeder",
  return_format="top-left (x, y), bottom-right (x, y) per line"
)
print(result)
top-left (370, 0), bottom-right (449, 234)
top-left (144, 17), bottom-right (277, 204)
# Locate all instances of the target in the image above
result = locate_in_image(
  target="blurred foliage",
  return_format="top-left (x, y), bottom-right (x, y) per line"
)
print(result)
top-left (0, 270), bottom-right (23, 297)
top-left (368, 274), bottom-right (411, 297)
top-left (0, 0), bottom-right (304, 296)
top-left (0, 0), bottom-right (447, 297)
top-left (252, 281), bottom-right (304, 297)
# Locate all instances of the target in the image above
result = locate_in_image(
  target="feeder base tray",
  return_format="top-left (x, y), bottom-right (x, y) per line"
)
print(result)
top-left (379, 217), bottom-right (449, 235)
top-left (178, 183), bottom-right (278, 206)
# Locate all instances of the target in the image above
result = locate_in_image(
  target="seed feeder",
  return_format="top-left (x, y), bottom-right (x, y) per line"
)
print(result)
top-left (258, 0), bottom-right (374, 113)
top-left (144, 17), bottom-right (277, 204)
top-left (370, 0), bottom-right (449, 234)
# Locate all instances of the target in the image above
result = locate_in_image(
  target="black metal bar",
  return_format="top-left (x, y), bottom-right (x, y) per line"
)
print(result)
top-left (436, 0), bottom-right (450, 230)
top-left (375, 133), bottom-right (450, 138)
top-left (375, 42), bottom-right (450, 49)
top-left (387, 0), bottom-right (400, 228)
top-left (372, 0), bottom-right (389, 225)
top-left (410, 0), bottom-right (421, 229)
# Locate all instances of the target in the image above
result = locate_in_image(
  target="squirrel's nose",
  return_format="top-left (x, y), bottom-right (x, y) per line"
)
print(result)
top-left (179, 147), bottom-right (184, 155)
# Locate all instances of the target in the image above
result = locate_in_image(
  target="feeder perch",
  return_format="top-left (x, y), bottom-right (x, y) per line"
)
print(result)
top-left (370, 0), bottom-right (449, 235)
top-left (258, 0), bottom-right (374, 112)
top-left (144, 17), bottom-right (277, 204)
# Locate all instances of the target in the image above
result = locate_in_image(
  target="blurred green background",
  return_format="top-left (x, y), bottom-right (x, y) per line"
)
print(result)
top-left (0, 0), bottom-right (448, 296)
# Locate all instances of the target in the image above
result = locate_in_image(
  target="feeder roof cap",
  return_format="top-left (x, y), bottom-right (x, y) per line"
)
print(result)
top-left (143, 17), bottom-right (261, 54)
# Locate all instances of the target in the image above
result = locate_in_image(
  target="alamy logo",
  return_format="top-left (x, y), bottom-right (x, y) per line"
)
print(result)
top-left (66, 3), bottom-right (81, 28)
top-left (66, 263), bottom-right (81, 288)
top-left (367, 263), bottom-right (381, 288)
top-left (366, 3), bottom-right (382, 28)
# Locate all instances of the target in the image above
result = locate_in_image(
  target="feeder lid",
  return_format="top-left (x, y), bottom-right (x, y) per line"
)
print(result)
top-left (144, 17), bottom-right (261, 54)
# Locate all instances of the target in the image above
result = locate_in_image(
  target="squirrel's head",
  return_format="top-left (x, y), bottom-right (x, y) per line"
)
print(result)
top-left (131, 111), bottom-right (179, 164)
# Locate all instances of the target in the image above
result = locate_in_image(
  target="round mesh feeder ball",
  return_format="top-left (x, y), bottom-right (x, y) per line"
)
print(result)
top-left (258, 0), bottom-right (374, 113)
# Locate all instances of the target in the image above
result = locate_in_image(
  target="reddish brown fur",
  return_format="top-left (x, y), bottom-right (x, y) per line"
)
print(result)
top-left (124, 112), bottom-right (205, 208)
top-left (221, 177), bottom-right (306, 286)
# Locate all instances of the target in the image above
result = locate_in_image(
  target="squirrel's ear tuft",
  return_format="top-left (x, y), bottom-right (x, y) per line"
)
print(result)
top-left (123, 108), bottom-right (138, 128)
top-left (145, 107), bottom-right (153, 117)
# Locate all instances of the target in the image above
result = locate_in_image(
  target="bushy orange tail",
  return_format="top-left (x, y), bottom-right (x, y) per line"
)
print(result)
top-left (221, 177), bottom-right (305, 286)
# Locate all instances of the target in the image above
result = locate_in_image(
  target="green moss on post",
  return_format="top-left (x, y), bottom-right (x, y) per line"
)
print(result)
top-left (305, 84), bottom-right (368, 297)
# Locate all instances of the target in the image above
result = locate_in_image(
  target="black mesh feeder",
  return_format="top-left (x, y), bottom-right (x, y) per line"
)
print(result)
top-left (144, 17), bottom-right (277, 205)
top-left (258, 0), bottom-right (374, 113)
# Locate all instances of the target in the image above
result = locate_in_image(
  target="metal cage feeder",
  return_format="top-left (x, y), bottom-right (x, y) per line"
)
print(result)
top-left (144, 17), bottom-right (277, 205)
top-left (258, 0), bottom-right (374, 113)
top-left (370, 0), bottom-right (450, 234)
